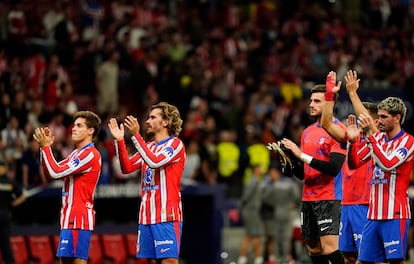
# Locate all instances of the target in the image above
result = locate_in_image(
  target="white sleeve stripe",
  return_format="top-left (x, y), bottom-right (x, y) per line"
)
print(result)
top-left (64, 177), bottom-right (73, 228)
top-left (374, 135), bottom-right (414, 170)
top-left (132, 137), bottom-right (184, 168)
top-left (388, 170), bottom-right (396, 219)
top-left (378, 184), bottom-right (383, 219)
top-left (44, 151), bottom-right (95, 179)
top-left (160, 168), bottom-right (167, 222)
top-left (141, 192), bottom-right (147, 225)
top-left (114, 140), bottom-right (120, 157)
top-left (150, 187), bottom-right (156, 224)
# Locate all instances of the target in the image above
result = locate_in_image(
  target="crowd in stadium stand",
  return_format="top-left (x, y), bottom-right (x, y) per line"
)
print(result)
top-left (1, 0), bottom-right (414, 196)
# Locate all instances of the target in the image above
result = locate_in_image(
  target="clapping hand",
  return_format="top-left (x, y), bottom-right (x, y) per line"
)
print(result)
top-left (33, 127), bottom-right (54, 147)
top-left (123, 115), bottom-right (140, 135)
top-left (107, 118), bottom-right (125, 140)
top-left (358, 113), bottom-right (375, 138)
top-left (345, 114), bottom-right (360, 143)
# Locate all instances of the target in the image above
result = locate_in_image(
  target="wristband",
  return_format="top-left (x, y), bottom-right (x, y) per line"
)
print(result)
top-left (300, 153), bottom-right (313, 164)
top-left (325, 75), bottom-right (335, 101)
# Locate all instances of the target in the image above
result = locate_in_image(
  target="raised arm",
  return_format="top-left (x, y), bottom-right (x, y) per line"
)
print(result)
top-left (321, 71), bottom-right (345, 142)
top-left (132, 135), bottom-right (185, 168)
top-left (108, 117), bottom-right (142, 173)
top-left (345, 70), bottom-right (378, 133)
top-left (124, 115), bottom-right (185, 168)
top-left (346, 114), bottom-right (371, 169)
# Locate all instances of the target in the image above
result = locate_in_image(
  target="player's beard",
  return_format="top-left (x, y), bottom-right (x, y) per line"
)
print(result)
top-left (378, 123), bottom-right (391, 133)
top-left (308, 107), bottom-right (321, 118)
top-left (310, 112), bottom-right (320, 120)
top-left (145, 130), bottom-right (155, 141)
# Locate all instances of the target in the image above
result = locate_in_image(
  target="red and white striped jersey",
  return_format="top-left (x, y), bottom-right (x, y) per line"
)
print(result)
top-left (40, 142), bottom-right (102, 230)
top-left (342, 136), bottom-right (373, 205)
top-left (115, 135), bottom-right (185, 225)
top-left (348, 130), bottom-right (414, 220)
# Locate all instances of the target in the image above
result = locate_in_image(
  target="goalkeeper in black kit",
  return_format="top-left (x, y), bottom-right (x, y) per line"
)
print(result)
top-left (268, 75), bottom-right (346, 264)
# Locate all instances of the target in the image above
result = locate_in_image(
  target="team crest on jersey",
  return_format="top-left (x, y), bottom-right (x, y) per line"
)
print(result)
top-left (374, 167), bottom-right (384, 177)
top-left (396, 147), bottom-right (408, 159)
top-left (144, 168), bottom-right (153, 184)
top-left (318, 137), bottom-right (325, 145)
top-left (162, 146), bottom-right (174, 157)
top-left (70, 157), bottom-right (80, 167)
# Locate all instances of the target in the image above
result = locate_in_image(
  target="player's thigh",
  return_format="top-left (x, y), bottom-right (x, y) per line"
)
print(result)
top-left (381, 219), bottom-right (409, 261)
top-left (151, 222), bottom-right (182, 259)
top-left (301, 202), bottom-right (320, 241)
top-left (314, 200), bottom-right (341, 236)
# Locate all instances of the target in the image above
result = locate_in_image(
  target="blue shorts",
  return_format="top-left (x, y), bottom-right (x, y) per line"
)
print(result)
top-left (358, 219), bottom-right (409, 263)
top-left (56, 229), bottom-right (92, 260)
top-left (339, 204), bottom-right (368, 252)
top-left (137, 222), bottom-right (182, 259)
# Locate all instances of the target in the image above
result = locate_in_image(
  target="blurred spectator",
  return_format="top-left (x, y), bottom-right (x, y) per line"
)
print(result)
top-left (181, 109), bottom-right (202, 142)
top-left (26, 99), bottom-right (46, 131)
top-left (54, 2), bottom-right (79, 66)
top-left (116, 29), bottom-right (134, 72)
top-left (216, 129), bottom-right (242, 198)
top-left (166, 32), bottom-right (189, 63)
top-left (222, 93), bottom-right (246, 132)
top-left (0, 93), bottom-right (12, 130)
top-left (22, 45), bottom-right (46, 100)
top-left (0, 3), bottom-right (8, 42)
top-left (45, 53), bottom-right (71, 91)
top-left (0, 115), bottom-right (27, 176)
top-left (109, 0), bottom-right (132, 27)
top-left (78, 40), bottom-right (99, 95)
top-left (95, 48), bottom-right (120, 116)
top-left (237, 164), bottom-right (265, 264)
top-left (42, 0), bottom-right (65, 45)
top-left (6, 0), bottom-right (27, 57)
top-left (0, 48), bottom-right (6, 76)
top-left (20, 137), bottom-right (45, 188)
top-left (241, 127), bottom-right (270, 184)
top-left (197, 129), bottom-right (218, 185)
top-left (260, 114), bottom-right (277, 146)
top-left (181, 139), bottom-right (201, 186)
top-left (96, 131), bottom-right (110, 185)
top-left (0, 56), bottom-right (24, 97)
top-left (10, 90), bottom-right (28, 130)
top-left (261, 160), bottom-right (301, 264)
top-left (260, 164), bottom-right (278, 264)
top-left (47, 110), bottom-right (67, 150)
top-left (283, 97), bottom-right (312, 143)
top-left (79, 0), bottom-right (104, 42)
top-left (44, 72), bottom-right (60, 113)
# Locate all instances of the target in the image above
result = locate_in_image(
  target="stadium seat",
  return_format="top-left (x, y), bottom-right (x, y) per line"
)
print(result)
top-left (51, 234), bottom-right (60, 263)
top-left (10, 235), bottom-right (29, 264)
top-left (101, 234), bottom-right (127, 264)
top-left (27, 235), bottom-right (55, 264)
top-left (125, 233), bottom-right (148, 264)
top-left (88, 234), bottom-right (104, 264)
top-left (51, 234), bottom-right (59, 253)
